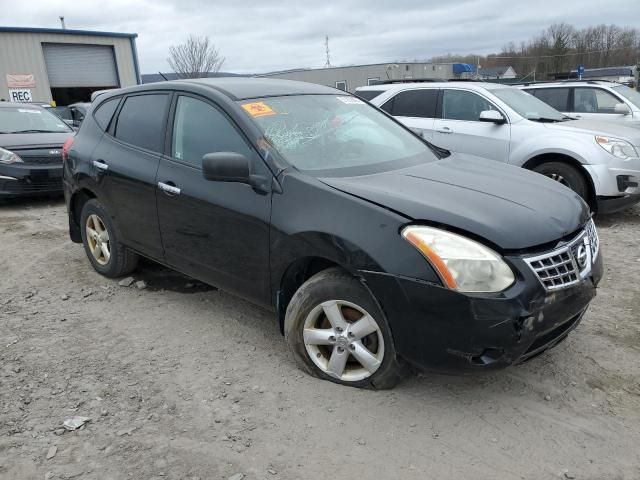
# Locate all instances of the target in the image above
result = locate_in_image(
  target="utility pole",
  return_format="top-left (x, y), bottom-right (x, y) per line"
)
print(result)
top-left (59, 16), bottom-right (66, 29)
top-left (324, 35), bottom-right (331, 68)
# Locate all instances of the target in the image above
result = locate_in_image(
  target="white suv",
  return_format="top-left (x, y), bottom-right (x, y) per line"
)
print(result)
top-left (520, 81), bottom-right (640, 128)
top-left (356, 81), bottom-right (640, 213)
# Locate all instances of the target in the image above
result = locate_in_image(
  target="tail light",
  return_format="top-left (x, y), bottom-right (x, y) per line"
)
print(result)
top-left (62, 137), bottom-right (74, 162)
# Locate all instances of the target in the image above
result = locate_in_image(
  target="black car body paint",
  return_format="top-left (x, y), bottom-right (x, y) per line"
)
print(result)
top-left (63, 78), bottom-right (601, 373)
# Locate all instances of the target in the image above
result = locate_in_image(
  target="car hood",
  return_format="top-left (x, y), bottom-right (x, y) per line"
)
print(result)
top-left (0, 132), bottom-right (73, 149)
top-left (545, 119), bottom-right (640, 145)
top-left (319, 155), bottom-right (590, 251)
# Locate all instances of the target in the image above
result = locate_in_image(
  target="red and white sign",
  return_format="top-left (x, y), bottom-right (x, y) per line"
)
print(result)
top-left (6, 74), bottom-right (35, 88)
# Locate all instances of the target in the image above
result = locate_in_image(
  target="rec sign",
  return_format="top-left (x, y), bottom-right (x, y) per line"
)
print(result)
top-left (8, 88), bottom-right (33, 102)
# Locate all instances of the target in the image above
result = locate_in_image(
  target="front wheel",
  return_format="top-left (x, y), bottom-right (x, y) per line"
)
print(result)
top-left (284, 268), bottom-right (403, 389)
top-left (533, 161), bottom-right (588, 200)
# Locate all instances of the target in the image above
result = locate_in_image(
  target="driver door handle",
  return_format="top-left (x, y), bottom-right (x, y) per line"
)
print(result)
top-left (435, 127), bottom-right (453, 134)
top-left (158, 182), bottom-right (181, 196)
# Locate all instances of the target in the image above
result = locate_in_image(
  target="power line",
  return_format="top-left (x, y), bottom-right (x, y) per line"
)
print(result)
top-left (484, 45), bottom-right (639, 60)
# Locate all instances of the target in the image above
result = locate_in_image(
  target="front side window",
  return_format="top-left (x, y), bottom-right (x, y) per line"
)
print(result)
top-left (172, 96), bottom-right (252, 167)
top-left (384, 89), bottom-right (438, 118)
top-left (239, 95), bottom-right (435, 175)
top-left (0, 106), bottom-right (72, 134)
top-left (442, 90), bottom-right (495, 121)
top-left (574, 88), bottom-right (621, 114)
top-left (114, 94), bottom-right (170, 152)
top-left (531, 88), bottom-right (570, 111)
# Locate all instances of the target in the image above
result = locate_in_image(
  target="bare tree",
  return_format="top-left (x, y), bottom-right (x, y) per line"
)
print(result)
top-left (167, 35), bottom-right (225, 79)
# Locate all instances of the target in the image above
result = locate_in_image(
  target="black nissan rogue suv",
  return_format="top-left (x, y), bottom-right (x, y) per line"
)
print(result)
top-left (63, 78), bottom-right (602, 389)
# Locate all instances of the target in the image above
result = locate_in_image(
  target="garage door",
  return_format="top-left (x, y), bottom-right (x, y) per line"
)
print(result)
top-left (42, 43), bottom-right (119, 88)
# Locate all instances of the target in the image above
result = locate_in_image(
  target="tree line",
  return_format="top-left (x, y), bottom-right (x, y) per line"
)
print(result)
top-left (430, 23), bottom-right (640, 80)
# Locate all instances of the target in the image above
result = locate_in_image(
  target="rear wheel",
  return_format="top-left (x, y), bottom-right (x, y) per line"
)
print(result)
top-left (80, 199), bottom-right (138, 278)
top-left (533, 161), bottom-right (588, 200)
top-left (284, 268), bottom-right (402, 389)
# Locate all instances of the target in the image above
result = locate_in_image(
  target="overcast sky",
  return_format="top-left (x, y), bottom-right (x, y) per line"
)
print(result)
top-left (3, 0), bottom-right (638, 74)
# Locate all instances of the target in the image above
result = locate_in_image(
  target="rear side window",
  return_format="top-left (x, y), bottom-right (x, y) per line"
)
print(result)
top-left (171, 95), bottom-right (252, 167)
top-left (356, 90), bottom-right (385, 101)
top-left (531, 88), bottom-right (570, 111)
top-left (93, 98), bottom-right (119, 131)
top-left (114, 94), bottom-right (170, 152)
top-left (383, 89), bottom-right (438, 118)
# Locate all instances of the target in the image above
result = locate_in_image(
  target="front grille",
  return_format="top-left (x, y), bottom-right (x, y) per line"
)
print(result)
top-left (21, 155), bottom-right (62, 165)
top-left (4, 177), bottom-right (62, 193)
top-left (525, 219), bottom-right (599, 291)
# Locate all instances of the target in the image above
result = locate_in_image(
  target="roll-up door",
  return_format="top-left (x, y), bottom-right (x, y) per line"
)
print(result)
top-left (42, 43), bottom-right (119, 88)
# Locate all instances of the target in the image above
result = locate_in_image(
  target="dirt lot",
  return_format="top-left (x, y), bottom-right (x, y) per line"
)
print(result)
top-left (0, 197), bottom-right (639, 480)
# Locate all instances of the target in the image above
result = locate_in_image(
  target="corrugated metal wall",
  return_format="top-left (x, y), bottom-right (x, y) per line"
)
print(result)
top-left (260, 63), bottom-right (455, 93)
top-left (0, 32), bottom-right (138, 103)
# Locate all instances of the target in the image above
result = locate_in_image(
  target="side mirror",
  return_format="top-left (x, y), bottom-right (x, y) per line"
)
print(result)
top-left (202, 152), bottom-right (250, 183)
top-left (614, 103), bottom-right (631, 115)
top-left (479, 110), bottom-right (506, 124)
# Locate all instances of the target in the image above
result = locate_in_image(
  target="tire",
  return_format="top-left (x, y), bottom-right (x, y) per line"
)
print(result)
top-left (284, 267), bottom-right (403, 389)
top-left (80, 199), bottom-right (139, 278)
top-left (533, 162), bottom-right (588, 200)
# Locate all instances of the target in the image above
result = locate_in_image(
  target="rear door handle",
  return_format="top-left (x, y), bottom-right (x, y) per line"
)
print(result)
top-left (435, 127), bottom-right (453, 134)
top-left (158, 182), bottom-right (181, 196)
top-left (93, 160), bottom-right (109, 171)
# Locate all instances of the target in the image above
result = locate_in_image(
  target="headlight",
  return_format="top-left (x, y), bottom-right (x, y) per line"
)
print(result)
top-left (0, 147), bottom-right (23, 164)
top-left (401, 226), bottom-right (515, 293)
top-left (595, 136), bottom-right (638, 160)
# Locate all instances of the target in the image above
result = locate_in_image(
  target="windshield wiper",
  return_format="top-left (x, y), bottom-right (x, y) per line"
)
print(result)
top-left (529, 117), bottom-right (563, 123)
top-left (9, 129), bottom-right (62, 133)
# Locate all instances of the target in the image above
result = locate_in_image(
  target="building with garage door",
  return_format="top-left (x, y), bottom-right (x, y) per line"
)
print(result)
top-left (0, 26), bottom-right (140, 106)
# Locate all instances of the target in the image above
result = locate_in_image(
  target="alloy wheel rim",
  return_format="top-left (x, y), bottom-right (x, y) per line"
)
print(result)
top-left (85, 214), bottom-right (111, 266)
top-left (303, 300), bottom-right (384, 382)
top-left (546, 172), bottom-right (570, 188)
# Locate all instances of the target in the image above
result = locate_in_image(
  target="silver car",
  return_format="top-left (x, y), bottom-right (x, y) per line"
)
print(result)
top-left (357, 81), bottom-right (640, 213)
top-left (519, 81), bottom-right (640, 129)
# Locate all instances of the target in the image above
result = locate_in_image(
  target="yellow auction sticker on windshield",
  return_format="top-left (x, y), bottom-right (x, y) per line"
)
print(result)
top-left (242, 101), bottom-right (276, 117)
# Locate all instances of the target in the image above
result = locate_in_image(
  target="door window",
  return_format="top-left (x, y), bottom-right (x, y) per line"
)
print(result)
top-left (382, 89), bottom-right (438, 118)
top-left (531, 88), bottom-right (570, 111)
top-left (574, 88), bottom-right (621, 114)
top-left (93, 97), bottom-right (119, 131)
top-left (114, 94), bottom-right (170, 152)
top-left (442, 90), bottom-right (495, 121)
top-left (171, 95), bottom-right (252, 167)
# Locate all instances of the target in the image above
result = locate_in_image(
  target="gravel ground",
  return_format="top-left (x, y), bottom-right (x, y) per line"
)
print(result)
top-left (1, 197), bottom-right (639, 480)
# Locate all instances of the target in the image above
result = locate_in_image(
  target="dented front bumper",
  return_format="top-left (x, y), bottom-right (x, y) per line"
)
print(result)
top-left (361, 251), bottom-right (603, 374)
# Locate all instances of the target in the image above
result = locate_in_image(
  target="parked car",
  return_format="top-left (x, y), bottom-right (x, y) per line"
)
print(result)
top-left (519, 81), bottom-right (640, 128)
top-left (63, 78), bottom-right (601, 388)
top-left (0, 102), bottom-right (74, 197)
top-left (357, 81), bottom-right (640, 213)
top-left (51, 103), bottom-right (90, 128)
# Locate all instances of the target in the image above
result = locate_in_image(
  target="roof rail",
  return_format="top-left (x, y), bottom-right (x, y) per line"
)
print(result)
top-left (374, 78), bottom-right (480, 85)
top-left (514, 79), bottom-right (622, 87)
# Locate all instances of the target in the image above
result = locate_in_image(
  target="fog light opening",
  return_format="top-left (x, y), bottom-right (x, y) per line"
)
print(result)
top-left (470, 348), bottom-right (505, 366)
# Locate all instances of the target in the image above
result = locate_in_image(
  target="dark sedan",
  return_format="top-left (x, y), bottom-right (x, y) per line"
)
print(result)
top-left (63, 78), bottom-right (602, 389)
top-left (0, 103), bottom-right (74, 197)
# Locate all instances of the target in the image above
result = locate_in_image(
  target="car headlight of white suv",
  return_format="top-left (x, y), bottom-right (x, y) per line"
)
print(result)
top-left (0, 147), bottom-right (23, 164)
top-left (595, 136), bottom-right (638, 160)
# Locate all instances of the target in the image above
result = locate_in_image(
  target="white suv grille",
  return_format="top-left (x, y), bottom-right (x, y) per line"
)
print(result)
top-left (525, 220), bottom-right (599, 291)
